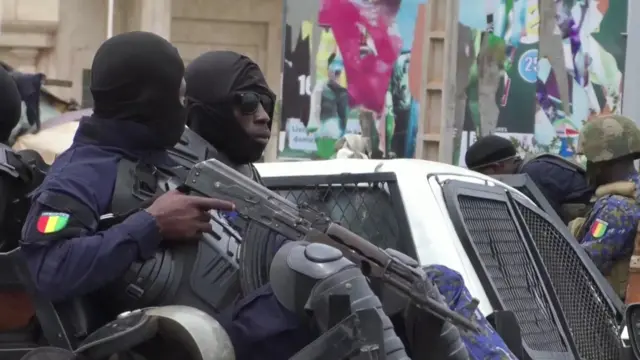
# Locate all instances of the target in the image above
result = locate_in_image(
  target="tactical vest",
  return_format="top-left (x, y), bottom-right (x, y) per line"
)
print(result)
top-left (99, 128), bottom-right (259, 317)
top-left (570, 181), bottom-right (640, 301)
top-left (519, 153), bottom-right (592, 222)
top-left (0, 144), bottom-right (47, 251)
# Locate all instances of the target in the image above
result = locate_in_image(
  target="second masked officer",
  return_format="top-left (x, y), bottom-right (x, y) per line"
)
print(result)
top-left (178, 51), bottom-right (517, 360)
top-left (177, 50), bottom-right (314, 359)
top-left (178, 50), bottom-right (273, 183)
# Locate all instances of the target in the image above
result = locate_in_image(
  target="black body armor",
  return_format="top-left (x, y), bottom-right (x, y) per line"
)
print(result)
top-left (0, 144), bottom-right (47, 251)
top-left (518, 153), bottom-right (593, 222)
top-left (99, 128), bottom-right (259, 317)
top-left (518, 153), bottom-right (586, 177)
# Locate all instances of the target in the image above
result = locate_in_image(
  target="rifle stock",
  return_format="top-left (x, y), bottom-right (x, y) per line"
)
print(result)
top-left (184, 158), bottom-right (480, 332)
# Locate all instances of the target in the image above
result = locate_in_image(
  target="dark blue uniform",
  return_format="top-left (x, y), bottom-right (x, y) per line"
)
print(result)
top-left (520, 157), bottom-right (591, 214)
top-left (219, 283), bottom-right (311, 359)
top-left (21, 119), bottom-right (165, 300)
top-left (20, 118), bottom-right (310, 360)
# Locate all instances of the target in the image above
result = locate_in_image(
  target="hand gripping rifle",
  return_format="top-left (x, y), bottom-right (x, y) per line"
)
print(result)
top-left (179, 158), bottom-right (481, 334)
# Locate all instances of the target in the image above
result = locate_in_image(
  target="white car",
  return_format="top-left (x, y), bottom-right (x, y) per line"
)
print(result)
top-left (256, 158), bottom-right (628, 360)
top-left (11, 118), bottom-right (631, 359)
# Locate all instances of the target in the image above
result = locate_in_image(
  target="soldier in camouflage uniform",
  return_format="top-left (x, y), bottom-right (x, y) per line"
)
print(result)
top-left (571, 115), bottom-right (640, 299)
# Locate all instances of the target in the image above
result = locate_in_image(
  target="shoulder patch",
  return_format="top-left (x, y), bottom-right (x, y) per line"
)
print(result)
top-left (590, 219), bottom-right (608, 239)
top-left (36, 212), bottom-right (70, 234)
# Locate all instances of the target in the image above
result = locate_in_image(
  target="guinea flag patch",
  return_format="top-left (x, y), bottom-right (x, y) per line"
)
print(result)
top-left (590, 219), bottom-right (608, 239)
top-left (36, 212), bottom-right (70, 234)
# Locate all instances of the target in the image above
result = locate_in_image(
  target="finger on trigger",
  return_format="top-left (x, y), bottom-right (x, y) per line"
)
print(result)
top-left (194, 197), bottom-right (234, 211)
top-left (196, 211), bottom-right (210, 223)
top-left (165, 189), bottom-right (182, 196)
top-left (198, 222), bottom-right (214, 234)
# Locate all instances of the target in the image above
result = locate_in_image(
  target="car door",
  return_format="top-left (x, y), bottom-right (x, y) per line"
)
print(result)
top-left (441, 177), bottom-right (623, 360)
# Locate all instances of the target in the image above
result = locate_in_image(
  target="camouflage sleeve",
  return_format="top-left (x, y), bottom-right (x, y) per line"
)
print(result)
top-left (426, 265), bottom-right (518, 360)
top-left (579, 196), bottom-right (637, 274)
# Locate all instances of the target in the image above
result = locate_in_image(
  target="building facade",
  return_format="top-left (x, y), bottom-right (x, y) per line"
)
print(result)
top-left (0, 0), bottom-right (284, 158)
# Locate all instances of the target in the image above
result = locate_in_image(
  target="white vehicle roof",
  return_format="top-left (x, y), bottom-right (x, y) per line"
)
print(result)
top-left (257, 159), bottom-right (521, 190)
top-left (255, 158), bottom-right (534, 207)
top-left (256, 159), bottom-right (537, 315)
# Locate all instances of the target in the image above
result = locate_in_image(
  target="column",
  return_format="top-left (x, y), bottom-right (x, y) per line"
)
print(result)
top-left (9, 48), bottom-right (39, 73)
top-left (139, 0), bottom-right (172, 40)
top-left (623, 2), bottom-right (638, 121)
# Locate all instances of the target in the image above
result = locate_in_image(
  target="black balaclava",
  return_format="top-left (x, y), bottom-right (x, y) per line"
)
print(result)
top-left (90, 31), bottom-right (186, 149)
top-left (0, 66), bottom-right (22, 144)
top-left (185, 51), bottom-right (275, 164)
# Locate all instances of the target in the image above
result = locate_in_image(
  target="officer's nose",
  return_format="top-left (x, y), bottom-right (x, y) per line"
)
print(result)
top-left (253, 103), bottom-right (270, 125)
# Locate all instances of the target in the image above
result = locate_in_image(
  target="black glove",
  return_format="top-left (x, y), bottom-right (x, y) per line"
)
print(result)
top-left (403, 290), bottom-right (468, 360)
top-left (384, 249), bottom-right (470, 360)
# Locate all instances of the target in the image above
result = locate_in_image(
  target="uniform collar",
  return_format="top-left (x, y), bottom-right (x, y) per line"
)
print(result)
top-left (74, 115), bottom-right (175, 166)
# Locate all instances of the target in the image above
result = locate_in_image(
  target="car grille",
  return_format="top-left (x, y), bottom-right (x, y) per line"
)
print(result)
top-left (458, 195), bottom-right (568, 352)
top-left (516, 204), bottom-right (622, 360)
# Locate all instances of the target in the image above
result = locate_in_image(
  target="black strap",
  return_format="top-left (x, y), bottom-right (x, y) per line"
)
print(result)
top-left (17, 347), bottom-right (80, 360)
top-left (106, 129), bottom-right (210, 229)
top-left (0, 146), bottom-right (32, 182)
top-left (168, 127), bottom-right (218, 168)
top-left (250, 163), bottom-right (265, 185)
top-left (103, 158), bottom-right (191, 229)
top-left (524, 153), bottom-right (586, 174)
top-left (109, 159), bottom-right (159, 216)
top-left (133, 162), bottom-right (158, 199)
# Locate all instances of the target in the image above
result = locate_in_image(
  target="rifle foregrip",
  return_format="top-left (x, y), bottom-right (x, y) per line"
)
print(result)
top-left (438, 321), bottom-right (469, 360)
top-left (270, 242), bottom-right (409, 360)
top-left (423, 280), bottom-right (469, 359)
top-left (406, 277), bottom-right (470, 360)
top-left (309, 267), bottom-right (410, 360)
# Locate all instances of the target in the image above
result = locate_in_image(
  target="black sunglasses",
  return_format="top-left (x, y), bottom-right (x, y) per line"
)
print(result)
top-left (228, 92), bottom-right (273, 115)
top-left (188, 91), bottom-right (274, 116)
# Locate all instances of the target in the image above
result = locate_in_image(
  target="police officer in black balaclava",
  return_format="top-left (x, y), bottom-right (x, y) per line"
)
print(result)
top-left (177, 51), bottom-right (313, 360)
top-left (184, 51), bottom-right (275, 181)
top-left (21, 32), bottom-right (234, 302)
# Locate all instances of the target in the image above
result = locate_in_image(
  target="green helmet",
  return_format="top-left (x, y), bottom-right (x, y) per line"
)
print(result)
top-left (577, 115), bottom-right (640, 163)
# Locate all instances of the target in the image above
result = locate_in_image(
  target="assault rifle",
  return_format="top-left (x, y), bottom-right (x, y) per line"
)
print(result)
top-left (180, 158), bottom-right (480, 333)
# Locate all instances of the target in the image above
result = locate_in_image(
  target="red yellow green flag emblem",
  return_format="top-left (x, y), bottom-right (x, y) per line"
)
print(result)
top-left (590, 219), bottom-right (608, 239)
top-left (36, 212), bottom-right (70, 234)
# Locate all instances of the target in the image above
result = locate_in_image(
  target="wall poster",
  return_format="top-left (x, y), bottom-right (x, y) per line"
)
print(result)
top-left (279, 0), bottom-right (426, 160)
top-left (456, 0), bottom-right (627, 166)
top-left (278, 0), bottom-right (628, 164)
